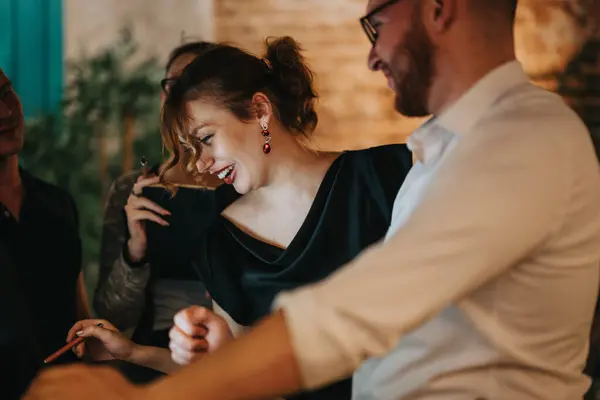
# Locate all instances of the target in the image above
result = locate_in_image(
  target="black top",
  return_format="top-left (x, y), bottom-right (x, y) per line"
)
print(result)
top-left (194, 144), bottom-right (413, 400)
top-left (0, 169), bottom-right (81, 399)
top-left (134, 185), bottom-right (216, 349)
top-left (144, 185), bottom-right (221, 282)
top-left (96, 166), bottom-right (212, 337)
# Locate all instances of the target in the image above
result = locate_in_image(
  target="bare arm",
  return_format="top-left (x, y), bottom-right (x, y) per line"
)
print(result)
top-left (75, 272), bottom-right (92, 320)
top-left (68, 191), bottom-right (92, 321)
top-left (129, 345), bottom-right (182, 374)
top-left (147, 311), bottom-right (300, 400)
top-left (72, 321), bottom-right (182, 374)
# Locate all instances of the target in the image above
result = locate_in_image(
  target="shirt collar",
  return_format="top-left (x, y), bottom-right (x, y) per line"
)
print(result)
top-left (407, 60), bottom-right (529, 164)
top-left (18, 168), bottom-right (51, 218)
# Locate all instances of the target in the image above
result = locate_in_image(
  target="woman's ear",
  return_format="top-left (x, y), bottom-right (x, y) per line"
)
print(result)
top-left (251, 92), bottom-right (272, 125)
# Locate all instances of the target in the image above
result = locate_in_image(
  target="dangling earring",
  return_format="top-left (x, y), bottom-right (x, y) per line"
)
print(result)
top-left (260, 120), bottom-right (272, 154)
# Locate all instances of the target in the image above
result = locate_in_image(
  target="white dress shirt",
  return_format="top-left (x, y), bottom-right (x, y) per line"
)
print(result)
top-left (274, 61), bottom-right (600, 400)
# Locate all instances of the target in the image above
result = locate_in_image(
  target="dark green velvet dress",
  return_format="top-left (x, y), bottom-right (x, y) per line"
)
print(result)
top-left (188, 144), bottom-right (413, 400)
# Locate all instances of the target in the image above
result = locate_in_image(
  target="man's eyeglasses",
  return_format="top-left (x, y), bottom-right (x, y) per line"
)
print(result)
top-left (160, 77), bottom-right (177, 94)
top-left (360, 0), bottom-right (402, 45)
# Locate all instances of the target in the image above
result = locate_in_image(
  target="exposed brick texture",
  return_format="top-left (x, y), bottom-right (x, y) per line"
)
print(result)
top-left (214, 0), bottom-right (599, 151)
top-left (517, 0), bottom-right (600, 158)
top-left (215, 0), bottom-right (425, 151)
top-left (65, 0), bottom-right (599, 152)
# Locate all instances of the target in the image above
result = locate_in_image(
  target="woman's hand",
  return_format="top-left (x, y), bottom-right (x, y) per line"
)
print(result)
top-left (124, 175), bottom-right (171, 262)
top-left (169, 306), bottom-right (234, 365)
top-left (66, 319), bottom-right (138, 362)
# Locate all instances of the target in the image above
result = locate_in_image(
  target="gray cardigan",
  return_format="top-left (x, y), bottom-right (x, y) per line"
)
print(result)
top-left (94, 171), bottom-right (150, 329)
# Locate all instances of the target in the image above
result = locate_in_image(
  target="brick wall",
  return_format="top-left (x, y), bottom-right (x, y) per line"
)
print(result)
top-left (516, 0), bottom-right (591, 81)
top-left (215, 0), bottom-right (600, 152)
top-left (66, 1), bottom-right (598, 153)
top-left (517, 0), bottom-right (600, 158)
top-left (64, 1), bottom-right (599, 152)
top-left (215, 0), bottom-right (425, 151)
top-left (64, 0), bottom-right (215, 65)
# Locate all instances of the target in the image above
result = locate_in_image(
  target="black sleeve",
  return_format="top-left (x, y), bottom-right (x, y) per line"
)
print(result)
top-left (98, 173), bottom-right (139, 284)
top-left (48, 186), bottom-right (82, 278)
top-left (143, 186), bottom-right (219, 244)
top-left (94, 173), bottom-right (149, 328)
top-left (142, 185), bottom-right (240, 271)
top-left (355, 143), bottom-right (413, 219)
top-left (0, 244), bottom-right (42, 399)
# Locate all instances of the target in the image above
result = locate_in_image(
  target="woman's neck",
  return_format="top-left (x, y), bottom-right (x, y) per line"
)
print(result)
top-left (255, 133), bottom-right (339, 205)
top-left (222, 134), bottom-right (340, 249)
top-left (0, 155), bottom-right (21, 188)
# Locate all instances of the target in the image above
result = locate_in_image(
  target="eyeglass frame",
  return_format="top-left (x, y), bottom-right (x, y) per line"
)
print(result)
top-left (359, 0), bottom-right (403, 45)
top-left (160, 77), bottom-right (177, 94)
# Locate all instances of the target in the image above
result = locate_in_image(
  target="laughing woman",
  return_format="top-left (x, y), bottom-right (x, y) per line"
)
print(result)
top-left (70, 36), bottom-right (413, 400)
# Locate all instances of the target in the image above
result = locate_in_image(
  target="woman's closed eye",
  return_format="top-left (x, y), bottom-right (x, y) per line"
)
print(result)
top-left (198, 134), bottom-right (214, 146)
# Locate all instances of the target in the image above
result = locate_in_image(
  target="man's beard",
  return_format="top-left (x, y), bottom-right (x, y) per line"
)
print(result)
top-left (389, 11), bottom-right (435, 117)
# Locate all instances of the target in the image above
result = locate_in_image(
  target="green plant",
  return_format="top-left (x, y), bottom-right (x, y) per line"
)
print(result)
top-left (19, 28), bottom-right (164, 277)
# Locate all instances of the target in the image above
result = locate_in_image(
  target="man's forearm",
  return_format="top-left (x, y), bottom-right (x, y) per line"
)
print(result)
top-left (144, 312), bottom-right (302, 400)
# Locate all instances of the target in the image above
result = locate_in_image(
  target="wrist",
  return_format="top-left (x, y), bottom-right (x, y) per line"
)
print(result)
top-left (126, 342), bottom-right (145, 364)
top-left (124, 241), bottom-right (147, 267)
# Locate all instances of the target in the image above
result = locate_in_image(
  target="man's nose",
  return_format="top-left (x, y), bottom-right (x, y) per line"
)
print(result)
top-left (368, 45), bottom-right (383, 71)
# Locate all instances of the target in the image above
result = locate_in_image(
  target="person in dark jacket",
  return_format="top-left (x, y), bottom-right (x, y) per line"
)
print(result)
top-left (0, 68), bottom-right (91, 399)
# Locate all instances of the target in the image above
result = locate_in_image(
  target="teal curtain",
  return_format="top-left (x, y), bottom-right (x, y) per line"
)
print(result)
top-left (0, 0), bottom-right (63, 117)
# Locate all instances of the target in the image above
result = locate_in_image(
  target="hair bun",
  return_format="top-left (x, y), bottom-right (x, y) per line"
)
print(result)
top-left (264, 36), bottom-right (318, 134)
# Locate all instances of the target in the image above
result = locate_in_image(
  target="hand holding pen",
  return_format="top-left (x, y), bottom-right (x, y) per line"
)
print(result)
top-left (43, 322), bottom-right (104, 364)
top-left (28, 321), bottom-right (142, 400)
top-left (64, 319), bottom-right (137, 362)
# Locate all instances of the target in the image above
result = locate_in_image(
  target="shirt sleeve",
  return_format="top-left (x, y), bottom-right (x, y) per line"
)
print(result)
top-left (274, 124), bottom-right (569, 389)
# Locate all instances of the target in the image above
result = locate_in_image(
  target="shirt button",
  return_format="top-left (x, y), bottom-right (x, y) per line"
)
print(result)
top-left (3, 210), bottom-right (10, 218)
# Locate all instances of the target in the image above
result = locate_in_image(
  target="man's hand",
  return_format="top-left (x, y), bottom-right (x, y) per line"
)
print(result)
top-left (23, 365), bottom-right (145, 400)
top-left (169, 306), bottom-right (234, 365)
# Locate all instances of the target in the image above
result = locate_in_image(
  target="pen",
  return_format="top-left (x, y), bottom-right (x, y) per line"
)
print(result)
top-left (43, 322), bottom-right (103, 364)
top-left (140, 156), bottom-right (149, 178)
